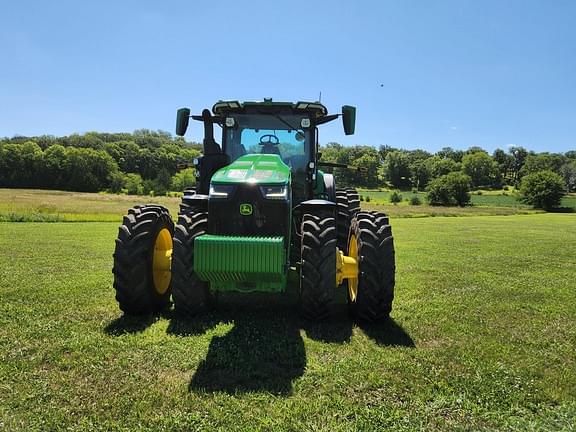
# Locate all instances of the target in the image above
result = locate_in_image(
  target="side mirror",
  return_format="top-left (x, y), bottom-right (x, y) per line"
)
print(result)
top-left (342, 105), bottom-right (356, 135)
top-left (176, 108), bottom-right (191, 136)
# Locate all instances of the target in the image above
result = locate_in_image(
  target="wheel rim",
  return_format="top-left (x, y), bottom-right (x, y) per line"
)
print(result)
top-left (152, 228), bottom-right (173, 294)
top-left (348, 234), bottom-right (359, 302)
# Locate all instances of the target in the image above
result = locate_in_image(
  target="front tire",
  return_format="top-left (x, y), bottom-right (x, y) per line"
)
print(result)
top-left (299, 211), bottom-right (337, 321)
top-left (112, 205), bottom-right (174, 315)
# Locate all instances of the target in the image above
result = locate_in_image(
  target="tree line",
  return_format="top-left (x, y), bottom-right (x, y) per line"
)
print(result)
top-left (1, 131), bottom-right (574, 206)
top-left (0, 130), bottom-right (201, 195)
top-left (320, 143), bottom-right (576, 193)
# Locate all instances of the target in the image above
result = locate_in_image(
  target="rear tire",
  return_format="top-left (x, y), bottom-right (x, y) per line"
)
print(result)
top-left (112, 205), bottom-right (173, 315)
top-left (300, 211), bottom-right (337, 321)
top-left (349, 212), bottom-right (395, 322)
top-left (336, 188), bottom-right (361, 252)
top-left (171, 210), bottom-right (214, 315)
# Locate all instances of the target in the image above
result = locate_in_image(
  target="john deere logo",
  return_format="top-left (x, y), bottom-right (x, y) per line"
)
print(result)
top-left (240, 203), bottom-right (253, 216)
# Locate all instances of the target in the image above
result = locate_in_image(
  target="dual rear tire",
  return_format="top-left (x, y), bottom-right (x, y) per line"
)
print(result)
top-left (299, 192), bottom-right (395, 322)
top-left (112, 204), bottom-right (212, 316)
top-left (112, 205), bottom-right (174, 315)
top-left (348, 212), bottom-right (395, 322)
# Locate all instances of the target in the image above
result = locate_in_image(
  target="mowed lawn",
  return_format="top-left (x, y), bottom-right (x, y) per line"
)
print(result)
top-left (0, 214), bottom-right (575, 430)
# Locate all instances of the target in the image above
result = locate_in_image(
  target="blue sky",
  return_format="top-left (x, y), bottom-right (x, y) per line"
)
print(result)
top-left (1, 0), bottom-right (575, 153)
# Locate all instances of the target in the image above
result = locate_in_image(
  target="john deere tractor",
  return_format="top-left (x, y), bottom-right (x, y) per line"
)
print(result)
top-left (112, 99), bottom-right (395, 321)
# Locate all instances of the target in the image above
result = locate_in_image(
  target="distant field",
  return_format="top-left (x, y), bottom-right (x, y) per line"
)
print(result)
top-left (0, 188), bottom-right (181, 222)
top-left (1, 214), bottom-right (575, 430)
top-left (1, 188), bottom-right (565, 222)
top-left (358, 189), bottom-right (576, 209)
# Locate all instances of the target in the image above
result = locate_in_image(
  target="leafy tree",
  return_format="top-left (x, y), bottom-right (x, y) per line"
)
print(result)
top-left (465, 146), bottom-right (487, 155)
top-left (320, 144), bottom-right (381, 187)
top-left (118, 141), bottom-right (142, 173)
top-left (406, 150), bottom-right (432, 190)
top-left (436, 147), bottom-right (464, 162)
top-left (104, 142), bottom-right (124, 164)
top-left (171, 168), bottom-right (196, 191)
top-left (0, 141), bottom-right (43, 187)
top-left (109, 171), bottom-right (126, 193)
top-left (462, 152), bottom-right (500, 187)
top-left (410, 159), bottom-right (431, 190)
top-left (521, 153), bottom-right (565, 177)
top-left (425, 156), bottom-right (460, 180)
top-left (352, 153), bottom-right (380, 188)
top-left (559, 161), bottom-right (576, 192)
top-left (492, 148), bottom-right (514, 183)
top-left (426, 172), bottom-right (472, 206)
top-left (63, 147), bottom-right (118, 192)
top-left (125, 173), bottom-right (144, 195)
top-left (378, 145), bottom-right (398, 162)
top-left (509, 146), bottom-right (528, 184)
top-left (520, 170), bottom-right (565, 210)
top-left (384, 151), bottom-right (411, 188)
top-left (142, 179), bottom-right (156, 196)
top-left (43, 144), bottom-right (67, 189)
top-left (153, 168), bottom-right (173, 195)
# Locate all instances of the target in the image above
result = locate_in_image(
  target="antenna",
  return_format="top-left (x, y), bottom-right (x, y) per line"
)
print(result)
top-left (318, 91), bottom-right (322, 102)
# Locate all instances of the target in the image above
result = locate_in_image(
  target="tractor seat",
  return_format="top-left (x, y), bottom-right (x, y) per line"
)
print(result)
top-left (261, 144), bottom-right (281, 156)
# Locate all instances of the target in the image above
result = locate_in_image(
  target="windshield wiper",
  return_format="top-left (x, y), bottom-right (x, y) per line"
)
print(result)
top-left (272, 114), bottom-right (302, 133)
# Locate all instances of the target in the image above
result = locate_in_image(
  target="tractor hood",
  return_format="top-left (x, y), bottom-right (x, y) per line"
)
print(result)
top-left (211, 154), bottom-right (290, 185)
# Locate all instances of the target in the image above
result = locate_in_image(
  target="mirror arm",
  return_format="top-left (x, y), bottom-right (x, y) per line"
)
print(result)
top-left (315, 114), bottom-right (340, 125)
top-left (192, 115), bottom-right (223, 124)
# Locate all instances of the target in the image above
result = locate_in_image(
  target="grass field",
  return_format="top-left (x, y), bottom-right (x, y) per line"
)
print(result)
top-left (2, 188), bottom-right (569, 222)
top-left (1, 214), bottom-right (575, 430)
top-left (358, 189), bottom-right (576, 209)
top-left (0, 189), bottom-right (182, 222)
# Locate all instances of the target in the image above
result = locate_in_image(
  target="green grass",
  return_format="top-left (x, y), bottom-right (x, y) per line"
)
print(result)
top-left (0, 188), bottom-right (564, 222)
top-left (359, 189), bottom-right (576, 208)
top-left (1, 214), bottom-right (575, 430)
top-left (0, 188), bottom-right (181, 222)
top-left (357, 189), bottom-right (576, 218)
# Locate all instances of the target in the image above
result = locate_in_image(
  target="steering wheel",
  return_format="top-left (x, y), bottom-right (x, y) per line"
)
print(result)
top-left (259, 134), bottom-right (280, 146)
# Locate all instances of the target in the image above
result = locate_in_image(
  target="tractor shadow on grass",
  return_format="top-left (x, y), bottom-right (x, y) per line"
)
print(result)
top-left (357, 318), bottom-right (415, 348)
top-left (167, 293), bottom-right (412, 395)
top-left (184, 305), bottom-right (308, 395)
top-left (168, 292), bottom-right (353, 395)
top-left (104, 313), bottom-right (161, 335)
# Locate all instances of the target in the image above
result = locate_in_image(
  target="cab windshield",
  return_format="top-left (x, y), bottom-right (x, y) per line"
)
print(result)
top-left (223, 114), bottom-right (310, 171)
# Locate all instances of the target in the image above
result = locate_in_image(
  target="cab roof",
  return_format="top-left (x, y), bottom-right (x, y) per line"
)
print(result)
top-left (212, 98), bottom-right (328, 118)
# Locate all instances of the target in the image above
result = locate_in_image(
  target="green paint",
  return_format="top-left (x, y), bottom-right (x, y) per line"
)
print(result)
top-left (313, 169), bottom-right (327, 199)
top-left (211, 154), bottom-right (291, 186)
top-left (193, 234), bottom-right (287, 292)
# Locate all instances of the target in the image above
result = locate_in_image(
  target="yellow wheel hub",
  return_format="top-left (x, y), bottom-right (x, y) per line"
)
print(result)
top-left (336, 234), bottom-right (359, 301)
top-left (152, 228), bottom-right (173, 294)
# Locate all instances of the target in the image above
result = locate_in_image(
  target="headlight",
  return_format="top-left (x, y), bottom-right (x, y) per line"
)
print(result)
top-left (260, 185), bottom-right (288, 200)
top-left (209, 184), bottom-right (235, 199)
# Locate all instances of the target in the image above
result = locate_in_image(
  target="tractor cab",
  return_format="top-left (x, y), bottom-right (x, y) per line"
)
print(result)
top-left (176, 98), bottom-right (356, 205)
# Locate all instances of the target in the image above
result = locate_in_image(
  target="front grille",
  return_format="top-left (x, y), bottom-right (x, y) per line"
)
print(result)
top-left (208, 184), bottom-right (290, 238)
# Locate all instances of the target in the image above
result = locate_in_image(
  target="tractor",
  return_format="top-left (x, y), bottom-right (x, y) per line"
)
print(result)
top-left (112, 99), bottom-right (395, 321)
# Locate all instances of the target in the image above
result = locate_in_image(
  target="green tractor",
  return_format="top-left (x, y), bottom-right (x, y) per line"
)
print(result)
top-left (112, 99), bottom-right (395, 321)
